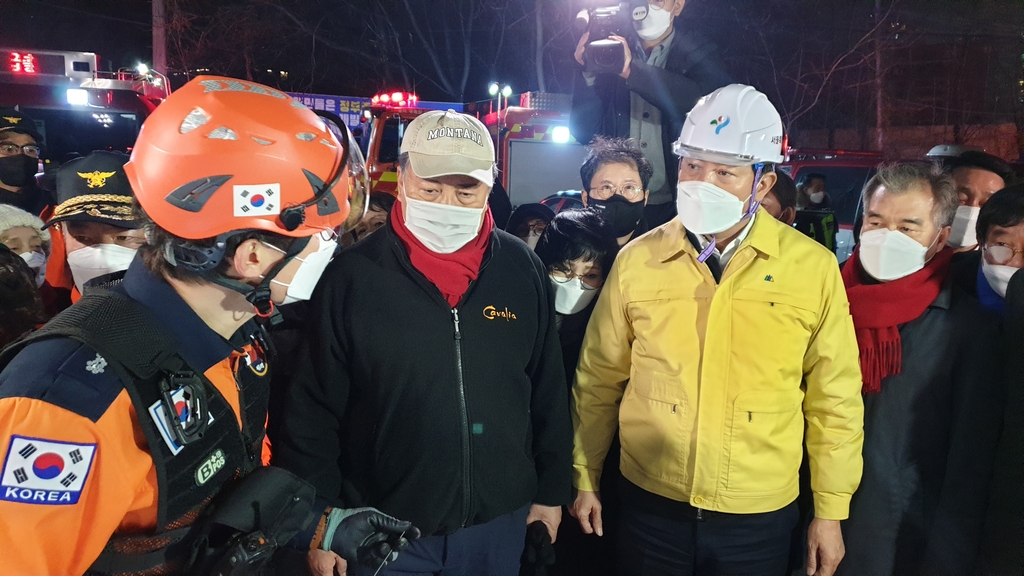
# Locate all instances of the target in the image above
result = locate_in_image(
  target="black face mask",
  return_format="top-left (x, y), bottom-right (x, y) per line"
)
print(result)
top-left (0, 155), bottom-right (37, 188)
top-left (590, 194), bottom-right (645, 238)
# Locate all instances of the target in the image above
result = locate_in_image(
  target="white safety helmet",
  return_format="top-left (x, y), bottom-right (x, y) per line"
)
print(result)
top-left (673, 84), bottom-right (785, 166)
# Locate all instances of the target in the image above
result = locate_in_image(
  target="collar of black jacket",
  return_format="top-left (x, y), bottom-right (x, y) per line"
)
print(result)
top-left (121, 259), bottom-right (240, 373)
top-left (929, 279), bottom-right (953, 311)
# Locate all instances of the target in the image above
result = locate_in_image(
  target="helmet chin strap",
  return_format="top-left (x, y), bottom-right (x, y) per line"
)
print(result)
top-left (204, 235), bottom-right (312, 319)
top-left (696, 163), bottom-right (765, 264)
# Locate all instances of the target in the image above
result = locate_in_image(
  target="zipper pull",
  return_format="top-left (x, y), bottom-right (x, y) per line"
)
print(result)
top-left (452, 308), bottom-right (462, 340)
top-left (748, 411), bottom-right (752, 422)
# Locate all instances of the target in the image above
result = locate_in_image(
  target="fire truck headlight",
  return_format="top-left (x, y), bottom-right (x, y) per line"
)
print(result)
top-left (552, 126), bottom-right (571, 144)
top-left (66, 89), bottom-right (89, 106)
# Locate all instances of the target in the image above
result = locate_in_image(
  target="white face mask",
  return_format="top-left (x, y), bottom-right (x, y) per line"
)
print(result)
top-left (551, 276), bottom-right (599, 315)
top-left (634, 4), bottom-right (673, 41)
top-left (66, 243), bottom-right (137, 291)
top-left (403, 196), bottom-right (485, 254)
top-left (19, 250), bottom-right (47, 287)
top-left (858, 228), bottom-right (937, 282)
top-left (981, 253), bottom-right (1018, 298)
top-left (525, 230), bottom-right (541, 251)
top-left (266, 233), bottom-right (338, 305)
top-left (947, 205), bottom-right (980, 248)
top-left (809, 191), bottom-right (825, 204)
top-left (676, 181), bottom-right (753, 235)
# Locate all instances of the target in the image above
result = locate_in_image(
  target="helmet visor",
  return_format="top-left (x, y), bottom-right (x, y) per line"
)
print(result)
top-left (316, 111), bottom-right (369, 234)
top-left (672, 141), bottom-right (758, 167)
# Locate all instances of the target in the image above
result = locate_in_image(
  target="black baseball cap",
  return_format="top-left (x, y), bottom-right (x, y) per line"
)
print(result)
top-left (46, 151), bottom-right (139, 229)
top-left (0, 108), bottom-right (44, 143)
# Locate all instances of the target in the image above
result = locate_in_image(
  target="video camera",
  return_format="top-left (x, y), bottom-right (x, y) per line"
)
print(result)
top-left (576, 1), bottom-right (650, 75)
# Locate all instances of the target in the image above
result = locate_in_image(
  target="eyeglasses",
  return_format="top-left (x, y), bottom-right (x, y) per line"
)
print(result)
top-left (648, 0), bottom-right (669, 7)
top-left (590, 184), bottom-right (644, 202)
top-left (985, 243), bottom-right (1024, 265)
top-left (0, 143), bottom-right (41, 158)
top-left (551, 270), bottom-right (603, 290)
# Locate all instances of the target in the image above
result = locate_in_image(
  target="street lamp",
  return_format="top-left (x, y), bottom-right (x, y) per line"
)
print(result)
top-left (489, 82), bottom-right (513, 126)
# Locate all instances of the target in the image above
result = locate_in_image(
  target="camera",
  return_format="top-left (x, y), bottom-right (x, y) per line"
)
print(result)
top-left (576, 2), bottom-right (649, 75)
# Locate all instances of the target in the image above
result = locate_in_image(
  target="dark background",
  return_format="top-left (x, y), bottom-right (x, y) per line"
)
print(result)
top-left (2, 0), bottom-right (1023, 152)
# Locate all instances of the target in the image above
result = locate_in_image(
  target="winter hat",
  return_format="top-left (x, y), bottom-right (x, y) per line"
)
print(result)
top-left (0, 203), bottom-right (50, 244)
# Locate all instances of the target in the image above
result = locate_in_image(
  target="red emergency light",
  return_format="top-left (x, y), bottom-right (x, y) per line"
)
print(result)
top-left (371, 91), bottom-right (419, 108)
top-left (8, 52), bottom-right (37, 74)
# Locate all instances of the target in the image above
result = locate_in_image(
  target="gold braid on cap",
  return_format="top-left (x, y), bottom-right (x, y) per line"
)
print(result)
top-left (54, 194), bottom-right (135, 220)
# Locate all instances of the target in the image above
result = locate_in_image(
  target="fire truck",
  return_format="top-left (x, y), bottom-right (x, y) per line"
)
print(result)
top-left (0, 48), bottom-right (170, 161)
top-left (361, 90), bottom-right (586, 206)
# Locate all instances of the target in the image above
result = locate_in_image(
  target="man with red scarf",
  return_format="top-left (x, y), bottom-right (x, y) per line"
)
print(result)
top-left (838, 162), bottom-right (1003, 575)
top-left (272, 110), bottom-right (572, 575)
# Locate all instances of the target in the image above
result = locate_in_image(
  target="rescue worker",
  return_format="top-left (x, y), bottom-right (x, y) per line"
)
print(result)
top-left (0, 108), bottom-right (54, 218)
top-left (42, 151), bottom-right (144, 306)
top-left (796, 173), bottom-right (831, 210)
top-left (0, 76), bottom-right (417, 576)
top-left (272, 109), bottom-right (572, 576)
top-left (571, 85), bottom-right (864, 576)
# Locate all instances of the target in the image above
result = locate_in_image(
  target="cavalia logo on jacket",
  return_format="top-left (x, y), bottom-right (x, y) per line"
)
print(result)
top-left (482, 305), bottom-right (517, 321)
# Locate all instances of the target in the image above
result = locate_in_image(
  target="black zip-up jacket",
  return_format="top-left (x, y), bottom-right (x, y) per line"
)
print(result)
top-left (570, 29), bottom-right (733, 207)
top-left (270, 221), bottom-right (572, 536)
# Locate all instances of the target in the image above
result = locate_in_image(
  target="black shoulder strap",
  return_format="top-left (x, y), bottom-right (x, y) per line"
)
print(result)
top-left (4, 291), bottom-right (267, 576)
top-left (7, 290), bottom-right (250, 528)
top-left (20, 289), bottom-right (185, 380)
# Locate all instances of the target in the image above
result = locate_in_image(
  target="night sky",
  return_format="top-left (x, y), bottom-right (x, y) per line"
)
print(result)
top-left (3, 0), bottom-right (1023, 140)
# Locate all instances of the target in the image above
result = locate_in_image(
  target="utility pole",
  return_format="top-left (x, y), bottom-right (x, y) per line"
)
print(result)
top-left (153, 0), bottom-right (167, 73)
top-left (535, 0), bottom-right (547, 92)
top-left (874, 0), bottom-right (885, 152)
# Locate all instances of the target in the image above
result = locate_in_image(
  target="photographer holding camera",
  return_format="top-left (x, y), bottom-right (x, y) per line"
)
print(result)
top-left (571, 0), bottom-right (732, 229)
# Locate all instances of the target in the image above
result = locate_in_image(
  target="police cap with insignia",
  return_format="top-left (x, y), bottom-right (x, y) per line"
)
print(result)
top-left (46, 151), bottom-right (139, 229)
top-left (0, 108), bottom-right (44, 143)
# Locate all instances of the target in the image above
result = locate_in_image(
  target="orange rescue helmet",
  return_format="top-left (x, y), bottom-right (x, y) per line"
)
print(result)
top-left (125, 76), bottom-right (367, 244)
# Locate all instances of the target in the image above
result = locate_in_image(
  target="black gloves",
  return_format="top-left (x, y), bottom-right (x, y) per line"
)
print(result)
top-left (324, 507), bottom-right (421, 568)
top-left (520, 520), bottom-right (556, 576)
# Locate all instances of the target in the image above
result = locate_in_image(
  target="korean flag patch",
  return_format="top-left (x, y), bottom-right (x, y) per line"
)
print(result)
top-left (1, 436), bottom-right (97, 505)
top-left (233, 183), bottom-right (281, 217)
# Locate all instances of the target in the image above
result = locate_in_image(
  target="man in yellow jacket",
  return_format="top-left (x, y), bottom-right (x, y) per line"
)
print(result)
top-left (570, 84), bottom-right (864, 576)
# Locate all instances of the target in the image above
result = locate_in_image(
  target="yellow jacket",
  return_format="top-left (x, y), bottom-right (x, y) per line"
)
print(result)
top-left (572, 212), bottom-right (864, 520)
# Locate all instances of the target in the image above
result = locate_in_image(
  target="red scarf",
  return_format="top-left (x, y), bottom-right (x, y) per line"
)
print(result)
top-left (841, 247), bottom-right (953, 394)
top-left (391, 201), bottom-right (493, 307)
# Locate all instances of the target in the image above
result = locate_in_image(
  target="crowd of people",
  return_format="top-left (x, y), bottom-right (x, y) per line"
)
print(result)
top-left (0, 2), bottom-right (1022, 576)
